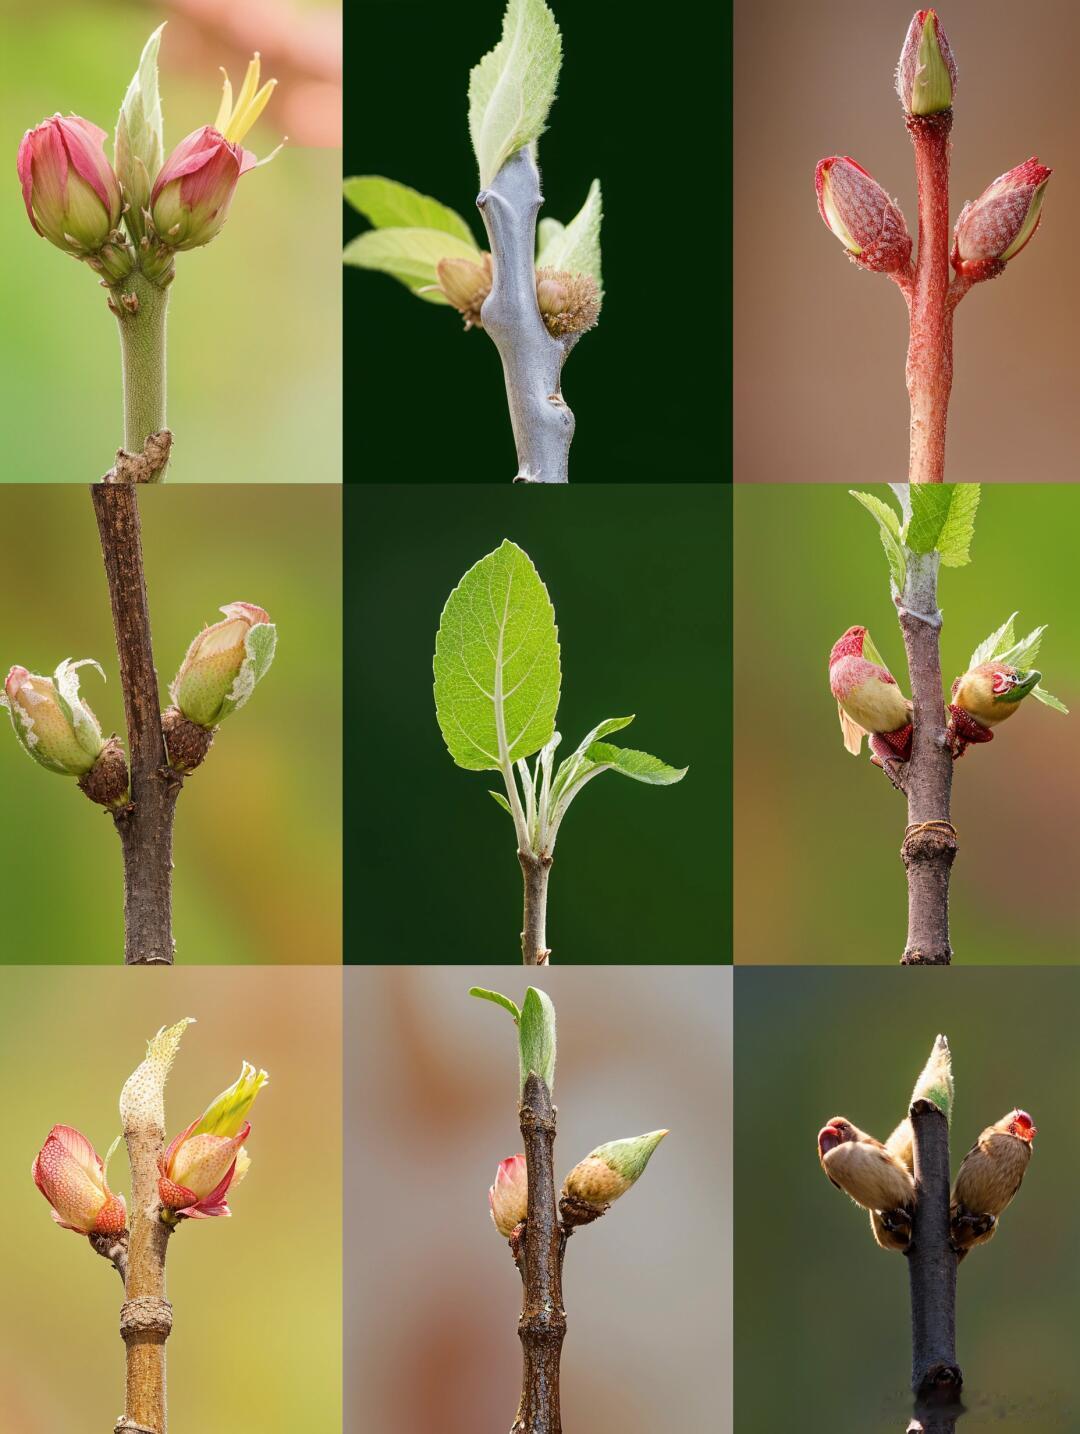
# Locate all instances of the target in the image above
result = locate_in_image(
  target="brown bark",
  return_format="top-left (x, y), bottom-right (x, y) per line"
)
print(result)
top-left (905, 1099), bottom-right (962, 1396)
top-left (120, 1083), bottom-right (174, 1433)
top-left (519, 851), bottom-right (552, 966)
top-left (91, 485), bottom-right (179, 964)
top-left (512, 1073), bottom-right (566, 1434)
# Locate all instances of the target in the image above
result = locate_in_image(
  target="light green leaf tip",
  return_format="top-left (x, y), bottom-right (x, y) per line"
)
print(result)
top-left (850, 489), bottom-right (906, 592)
top-left (859, 629), bottom-right (890, 673)
top-left (518, 986), bottom-right (556, 1095)
top-left (216, 623), bottom-right (277, 723)
top-left (584, 741), bottom-right (688, 785)
top-left (469, 987), bottom-right (522, 1022)
top-left (905, 484), bottom-right (980, 567)
top-left (115, 24), bottom-right (166, 220)
top-left (536, 179), bottom-right (603, 299)
top-left (343, 228), bottom-right (481, 302)
top-left (910, 1033), bottom-right (953, 1123)
top-left (469, 0), bottom-right (563, 187)
top-left (343, 176), bottom-right (478, 248)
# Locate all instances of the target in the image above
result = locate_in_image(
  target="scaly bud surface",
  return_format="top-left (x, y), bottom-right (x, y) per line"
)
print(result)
top-left (32, 1125), bottom-right (127, 1235)
top-left (561, 1130), bottom-right (668, 1209)
top-left (535, 268), bottom-right (601, 338)
top-left (896, 10), bottom-right (957, 116)
top-left (158, 1061), bottom-right (267, 1220)
top-left (489, 1153), bottom-right (528, 1237)
top-left (815, 158), bottom-right (913, 273)
top-left (17, 115), bottom-right (123, 256)
top-left (170, 602), bottom-right (273, 729)
top-left (952, 159), bottom-right (1052, 280)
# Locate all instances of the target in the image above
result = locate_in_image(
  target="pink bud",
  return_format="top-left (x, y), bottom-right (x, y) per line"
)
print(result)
top-left (158, 1119), bottom-right (251, 1220)
top-left (815, 158), bottom-right (913, 273)
top-left (150, 126), bottom-right (257, 251)
top-left (489, 1154), bottom-right (528, 1237)
top-left (896, 10), bottom-right (957, 116)
top-left (32, 1125), bottom-right (127, 1236)
top-left (17, 115), bottom-right (122, 254)
top-left (952, 159), bottom-right (1052, 279)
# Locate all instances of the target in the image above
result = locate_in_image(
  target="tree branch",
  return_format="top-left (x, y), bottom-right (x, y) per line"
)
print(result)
top-left (120, 1079), bottom-right (175, 1432)
top-left (905, 112), bottom-right (954, 485)
top-left (477, 148), bottom-right (576, 484)
top-left (90, 1227), bottom-right (130, 1286)
top-left (907, 1391), bottom-right (966, 1433)
top-left (905, 1099), bottom-right (961, 1397)
top-left (897, 554), bottom-right (956, 964)
top-left (91, 485), bottom-right (180, 965)
top-left (518, 851), bottom-right (552, 966)
top-left (513, 1072), bottom-right (566, 1434)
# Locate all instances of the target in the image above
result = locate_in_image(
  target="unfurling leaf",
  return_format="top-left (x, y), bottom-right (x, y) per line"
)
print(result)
top-left (910, 1033), bottom-right (953, 1122)
top-left (469, 0), bottom-right (562, 188)
top-left (343, 176), bottom-right (478, 247)
top-left (905, 483), bottom-right (980, 566)
top-left (535, 179), bottom-right (603, 297)
top-left (343, 227), bottom-right (482, 302)
top-left (115, 25), bottom-right (166, 231)
top-left (469, 987), bottom-right (522, 1022)
top-left (518, 986), bottom-right (556, 1094)
top-left (850, 489), bottom-right (906, 591)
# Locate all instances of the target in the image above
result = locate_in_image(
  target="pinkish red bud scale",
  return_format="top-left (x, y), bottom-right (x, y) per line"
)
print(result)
top-left (952, 159), bottom-right (1052, 281)
top-left (150, 126), bottom-right (257, 252)
top-left (896, 10), bottom-right (957, 116)
top-left (32, 1125), bottom-right (127, 1236)
top-left (815, 158), bottom-right (913, 274)
top-left (489, 1153), bottom-right (528, 1237)
top-left (17, 115), bottom-right (122, 256)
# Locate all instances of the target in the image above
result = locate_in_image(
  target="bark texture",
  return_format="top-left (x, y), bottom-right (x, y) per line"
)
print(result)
top-left (120, 1086), bottom-right (174, 1431)
top-left (519, 851), bottom-right (552, 966)
top-left (905, 1099), bottom-right (962, 1396)
top-left (513, 1073), bottom-right (566, 1434)
top-left (898, 553), bottom-right (956, 964)
top-left (906, 113), bottom-right (954, 484)
top-left (478, 148), bottom-right (576, 484)
top-left (92, 485), bottom-right (179, 964)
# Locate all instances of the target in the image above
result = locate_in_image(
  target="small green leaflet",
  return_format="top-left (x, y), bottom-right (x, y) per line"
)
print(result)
top-left (905, 483), bottom-right (980, 566)
top-left (849, 490), bottom-right (906, 592)
top-left (434, 540), bottom-right (561, 771)
top-left (343, 228), bottom-right (481, 302)
top-left (535, 179), bottom-right (603, 297)
top-left (469, 0), bottom-right (562, 187)
top-left (115, 25), bottom-right (166, 221)
top-left (860, 629), bottom-right (890, 673)
top-left (469, 987), bottom-right (521, 1022)
top-left (518, 986), bottom-right (556, 1094)
top-left (966, 615), bottom-right (1067, 713)
top-left (968, 613), bottom-right (1018, 670)
top-left (217, 623), bottom-right (277, 723)
top-left (343, 176), bottom-right (478, 247)
top-left (579, 741), bottom-right (687, 785)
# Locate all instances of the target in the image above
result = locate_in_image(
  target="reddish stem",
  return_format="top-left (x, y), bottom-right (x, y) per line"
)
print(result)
top-left (906, 112), bottom-right (954, 484)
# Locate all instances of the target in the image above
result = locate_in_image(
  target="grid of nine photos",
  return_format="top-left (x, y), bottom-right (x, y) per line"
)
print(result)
top-left (2, 2), bottom-right (1074, 1433)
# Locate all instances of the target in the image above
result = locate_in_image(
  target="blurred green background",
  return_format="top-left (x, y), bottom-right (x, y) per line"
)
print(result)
top-left (344, 1), bottom-right (727, 483)
top-left (346, 484), bottom-right (731, 963)
top-left (2, 0), bottom-right (341, 483)
top-left (0, 485), bottom-right (342, 963)
top-left (735, 485), bottom-right (1080, 963)
top-left (1, 965), bottom-right (341, 1433)
top-left (735, 967), bottom-right (1080, 1431)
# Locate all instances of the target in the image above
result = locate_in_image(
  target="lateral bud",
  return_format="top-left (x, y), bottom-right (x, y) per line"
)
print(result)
top-left (161, 705), bottom-right (216, 773)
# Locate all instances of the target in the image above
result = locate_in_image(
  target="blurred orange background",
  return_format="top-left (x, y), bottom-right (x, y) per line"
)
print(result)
top-left (734, 0), bottom-right (1078, 482)
top-left (345, 966), bottom-right (732, 1432)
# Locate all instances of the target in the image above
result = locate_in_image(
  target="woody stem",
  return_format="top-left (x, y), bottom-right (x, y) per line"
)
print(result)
top-left (906, 112), bottom-right (954, 485)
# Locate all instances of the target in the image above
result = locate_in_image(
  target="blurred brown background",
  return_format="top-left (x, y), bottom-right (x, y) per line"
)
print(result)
top-left (734, 0), bottom-right (1078, 482)
top-left (345, 966), bottom-right (732, 1433)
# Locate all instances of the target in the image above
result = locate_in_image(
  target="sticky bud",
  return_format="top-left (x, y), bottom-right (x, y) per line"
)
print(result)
top-left (535, 267), bottom-right (601, 338)
top-left (560, 1130), bottom-right (668, 1220)
top-left (489, 1154), bottom-right (528, 1237)
top-left (159, 1061), bottom-right (268, 1220)
top-left (2, 660), bottom-right (128, 805)
top-left (436, 253), bottom-right (492, 329)
top-left (952, 159), bottom-right (1052, 281)
top-left (169, 602), bottom-right (276, 730)
top-left (33, 1125), bottom-right (127, 1236)
top-left (815, 158), bottom-right (913, 273)
top-left (896, 10), bottom-right (957, 116)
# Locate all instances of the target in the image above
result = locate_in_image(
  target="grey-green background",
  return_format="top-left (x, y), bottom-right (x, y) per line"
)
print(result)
top-left (346, 484), bottom-right (731, 963)
top-left (735, 966), bottom-right (1080, 1431)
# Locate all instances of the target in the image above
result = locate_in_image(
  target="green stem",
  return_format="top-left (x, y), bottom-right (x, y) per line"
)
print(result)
top-left (112, 272), bottom-right (169, 467)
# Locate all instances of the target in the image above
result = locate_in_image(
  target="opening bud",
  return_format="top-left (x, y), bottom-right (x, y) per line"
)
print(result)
top-left (17, 116), bottom-right (123, 257)
top-left (169, 602), bottom-right (276, 729)
top-left (489, 1153), bottom-right (528, 1237)
top-left (436, 253), bottom-right (492, 329)
top-left (561, 1130), bottom-right (668, 1216)
top-left (952, 159), bottom-right (1052, 280)
top-left (32, 1125), bottom-right (127, 1236)
top-left (159, 1061), bottom-right (268, 1221)
top-left (3, 659), bottom-right (109, 777)
top-left (815, 158), bottom-right (913, 273)
top-left (535, 267), bottom-right (601, 338)
top-left (896, 10), bottom-right (957, 116)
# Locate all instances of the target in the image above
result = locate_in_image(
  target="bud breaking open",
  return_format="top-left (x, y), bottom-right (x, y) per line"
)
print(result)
top-left (17, 115), bottom-right (123, 257)
top-left (489, 1154), bottom-right (528, 1237)
top-left (33, 1125), bottom-right (127, 1236)
top-left (158, 1061), bottom-right (267, 1220)
top-left (561, 1130), bottom-right (668, 1213)
top-left (535, 268), bottom-right (601, 338)
top-left (436, 253), bottom-right (492, 329)
top-left (815, 158), bottom-right (913, 273)
top-left (952, 159), bottom-right (1052, 280)
top-left (170, 602), bottom-right (276, 729)
top-left (896, 10), bottom-right (957, 116)
top-left (3, 659), bottom-right (111, 778)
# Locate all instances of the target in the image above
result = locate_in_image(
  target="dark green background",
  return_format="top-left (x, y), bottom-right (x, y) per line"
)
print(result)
top-left (343, 2), bottom-right (730, 483)
top-left (735, 966), bottom-right (1080, 1432)
top-left (345, 484), bottom-right (731, 962)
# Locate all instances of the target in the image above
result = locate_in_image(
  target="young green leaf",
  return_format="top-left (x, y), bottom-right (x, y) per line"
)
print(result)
top-left (994, 625), bottom-right (1046, 673)
top-left (115, 24), bottom-right (166, 223)
top-left (535, 179), bottom-right (603, 297)
top-left (469, 0), bottom-right (563, 188)
top-left (910, 1033), bottom-right (953, 1122)
top-left (1032, 685), bottom-right (1068, 714)
top-left (860, 629), bottom-right (890, 673)
top-left (518, 986), bottom-right (556, 1094)
top-left (343, 227), bottom-right (480, 302)
top-left (905, 483), bottom-right (980, 566)
top-left (850, 490), bottom-right (906, 591)
top-left (343, 176), bottom-right (478, 247)
top-left (434, 540), bottom-right (561, 772)
top-left (489, 790), bottom-right (515, 816)
top-left (469, 987), bottom-right (521, 1022)
top-left (548, 715), bottom-right (636, 806)
top-left (583, 742), bottom-right (688, 785)
top-left (968, 613), bottom-right (1018, 670)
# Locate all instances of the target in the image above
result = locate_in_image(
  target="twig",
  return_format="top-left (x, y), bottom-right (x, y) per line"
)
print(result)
top-left (477, 148), bottom-right (576, 484)
top-left (101, 432), bottom-right (173, 486)
top-left (513, 1072), bottom-right (566, 1434)
top-left (905, 113), bottom-right (955, 484)
top-left (518, 852), bottom-right (552, 966)
top-left (120, 1073), bottom-right (175, 1432)
top-left (908, 1391), bottom-right (966, 1433)
top-left (897, 555), bottom-right (956, 964)
top-left (90, 1228), bottom-right (130, 1286)
top-left (107, 271), bottom-right (171, 481)
top-left (905, 1099), bottom-right (961, 1396)
top-left (91, 485), bottom-right (179, 965)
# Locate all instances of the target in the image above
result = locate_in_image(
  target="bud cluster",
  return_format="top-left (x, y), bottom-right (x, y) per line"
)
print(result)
top-left (435, 254), bottom-right (602, 338)
top-left (2, 659), bottom-right (129, 808)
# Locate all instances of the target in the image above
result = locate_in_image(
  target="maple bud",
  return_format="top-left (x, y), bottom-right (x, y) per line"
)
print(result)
top-left (436, 253), bottom-right (492, 329)
top-left (2, 661), bottom-right (129, 809)
top-left (952, 159), bottom-right (1052, 281)
top-left (17, 116), bottom-right (123, 257)
top-left (896, 10), bottom-right (957, 117)
top-left (561, 1130), bottom-right (668, 1217)
top-left (169, 602), bottom-right (275, 730)
top-left (535, 267), bottom-right (601, 338)
top-left (489, 1154), bottom-right (528, 1237)
top-left (33, 1125), bottom-right (127, 1236)
top-left (159, 1061), bottom-right (268, 1220)
top-left (815, 158), bottom-right (913, 273)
